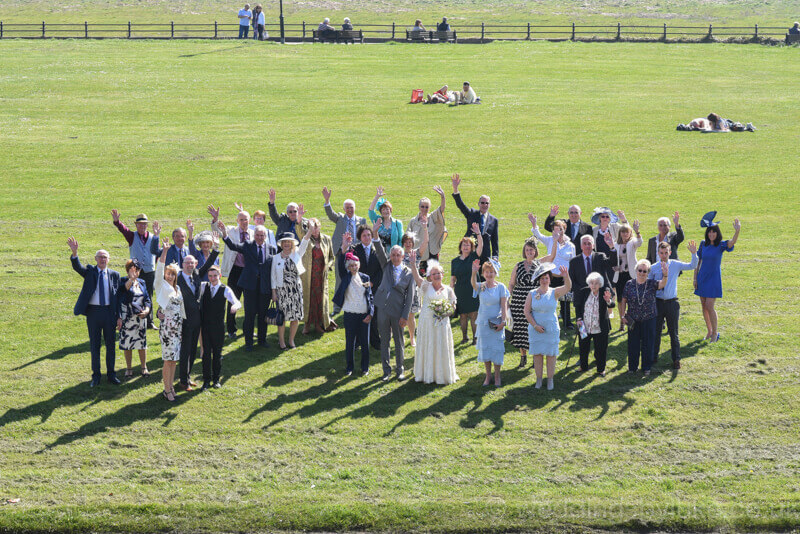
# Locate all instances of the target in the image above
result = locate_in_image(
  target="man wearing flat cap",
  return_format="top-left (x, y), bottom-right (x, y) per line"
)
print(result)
top-left (112, 209), bottom-right (159, 328)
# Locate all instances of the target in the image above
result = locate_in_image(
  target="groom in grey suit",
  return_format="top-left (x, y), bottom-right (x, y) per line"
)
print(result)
top-left (374, 245), bottom-right (416, 381)
top-left (322, 186), bottom-right (367, 313)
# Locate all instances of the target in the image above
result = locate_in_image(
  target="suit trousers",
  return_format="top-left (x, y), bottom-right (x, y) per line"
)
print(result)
top-left (378, 312), bottom-right (404, 375)
top-left (179, 315), bottom-right (201, 384)
top-left (655, 298), bottom-right (681, 361)
top-left (140, 270), bottom-right (155, 326)
top-left (202, 327), bottom-right (225, 384)
top-left (226, 265), bottom-right (244, 335)
top-left (627, 316), bottom-right (656, 372)
top-left (343, 312), bottom-right (370, 373)
top-left (579, 332), bottom-right (609, 373)
top-left (86, 305), bottom-right (117, 379)
top-left (242, 286), bottom-right (269, 346)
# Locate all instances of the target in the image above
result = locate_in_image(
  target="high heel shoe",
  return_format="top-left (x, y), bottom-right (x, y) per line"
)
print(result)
top-left (163, 390), bottom-right (175, 402)
top-left (517, 356), bottom-right (527, 369)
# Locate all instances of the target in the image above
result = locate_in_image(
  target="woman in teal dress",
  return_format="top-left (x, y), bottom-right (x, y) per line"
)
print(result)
top-left (450, 224), bottom-right (483, 344)
top-left (471, 257), bottom-right (508, 387)
top-left (369, 186), bottom-right (404, 254)
top-left (525, 263), bottom-right (572, 390)
top-left (694, 215), bottom-right (741, 342)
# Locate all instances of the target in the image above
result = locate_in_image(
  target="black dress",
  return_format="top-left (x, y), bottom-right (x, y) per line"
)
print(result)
top-left (509, 260), bottom-right (539, 350)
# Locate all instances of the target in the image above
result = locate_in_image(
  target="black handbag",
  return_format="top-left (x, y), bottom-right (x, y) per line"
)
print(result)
top-left (265, 302), bottom-right (285, 326)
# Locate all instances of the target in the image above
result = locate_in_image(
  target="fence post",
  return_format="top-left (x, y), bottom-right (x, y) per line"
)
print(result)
top-left (0, 21), bottom-right (3, 39)
top-left (616, 22), bottom-right (620, 40)
top-left (481, 22), bottom-right (485, 43)
top-left (663, 23), bottom-right (667, 40)
top-left (754, 23), bottom-right (758, 39)
top-left (214, 21), bottom-right (218, 38)
top-left (85, 20), bottom-right (88, 38)
top-left (571, 22), bottom-right (575, 40)
top-left (171, 21), bottom-right (174, 38)
top-left (42, 21), bottom-right (45, 38)
top-left (128, 21), bottom-right (131, 38)
top-left (302, 21), bottom-right (305, 41)
top-left (527, 22), bottom-right (530, 40)
top-left (392, 22), bottom-right (395, 40)
top-left (707, 23), bottom-right (713, 39)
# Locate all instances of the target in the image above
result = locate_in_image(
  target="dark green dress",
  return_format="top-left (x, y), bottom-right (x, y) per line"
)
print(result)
top-left (451, 252), bottom-right (479, 315)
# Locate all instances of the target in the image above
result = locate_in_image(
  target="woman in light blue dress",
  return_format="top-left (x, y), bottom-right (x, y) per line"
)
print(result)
top-left (471, 258), bottom-right (509, 387)
top-left (525, 263), bottom-right (572, 390)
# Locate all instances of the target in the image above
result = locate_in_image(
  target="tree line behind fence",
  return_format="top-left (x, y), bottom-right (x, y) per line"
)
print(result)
top-left (0, 21), bottom-right (793, 41)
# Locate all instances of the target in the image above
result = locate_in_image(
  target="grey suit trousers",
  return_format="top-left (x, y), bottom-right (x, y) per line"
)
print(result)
top-left (378, 312), bottom-right (404, 375)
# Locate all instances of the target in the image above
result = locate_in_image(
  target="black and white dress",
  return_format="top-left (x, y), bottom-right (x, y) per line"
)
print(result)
top-left (277, 258), bottom-right (304, 322)
top-left (509, 260), bottom-right (539, 350)
top-left (119, 279), bottom-right (149, 351)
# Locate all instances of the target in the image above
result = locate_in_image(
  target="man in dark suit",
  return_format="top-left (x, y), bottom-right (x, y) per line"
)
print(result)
top-left (343, 225), bottom-right (387, 350)
top-left (174, 249), bottom-right (219, 390)
top-left (568, 234), bottom-right (618, 327)
top-left (267, 187), bottom-right (308, 239)
top-left (218, 221), bottom-right (273, 351)
top-left (451, 173), bottom-right (499, 262)
top-left (68, 237), bottom-right (122, 387)
top-left (544, 204), bottom-right (593, 251)
top-left (646, 212), bottom-right (684, 264)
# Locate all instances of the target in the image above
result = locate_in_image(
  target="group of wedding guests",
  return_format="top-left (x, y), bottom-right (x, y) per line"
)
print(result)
top-left (69, 174), bottom-right (741, 398)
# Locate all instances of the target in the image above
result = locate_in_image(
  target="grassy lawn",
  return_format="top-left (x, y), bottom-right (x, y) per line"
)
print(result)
top-left (1, 39), bottom-right (799, 532)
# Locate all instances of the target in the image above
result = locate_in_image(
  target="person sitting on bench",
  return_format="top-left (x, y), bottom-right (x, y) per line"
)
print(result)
top-left (411, 19), bottom-right (426, 33)
top-left (789, 22), bottom-right (800, 35)
top-left (342, 17), bottom-right (353, 31)
top-left (318, 18), bottom-right (336, 39)
top-left (437, 17), bottom-right (451, 31)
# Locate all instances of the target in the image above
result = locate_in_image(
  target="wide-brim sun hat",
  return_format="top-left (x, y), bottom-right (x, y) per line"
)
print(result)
top-left (277, 231), bottom-right (299, 246)
top-left (590, 207), bottom-right (618, 225)
top-left (700, 210), bottom-right (720, 228)
top-left (532, 262), bottom-right (556, 282)
top-left (194, 231), bottom-right (214, 247)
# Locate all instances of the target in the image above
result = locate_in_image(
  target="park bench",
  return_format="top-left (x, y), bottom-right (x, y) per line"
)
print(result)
top-left (312, 29), bottom-right (364, 43)
top-left (405, 30), bottom-right (457, 43)
top-left (786, 33), bottom-right (800, 45)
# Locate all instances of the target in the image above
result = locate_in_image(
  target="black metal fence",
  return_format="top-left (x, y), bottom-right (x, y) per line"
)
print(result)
top-left (0, 21), bottom-right (792, 42)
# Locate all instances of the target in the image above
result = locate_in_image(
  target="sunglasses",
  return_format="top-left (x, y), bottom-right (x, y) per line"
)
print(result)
top-left (600, 215), bottom-right (610, 219)
top-left (287, 210), bottom-right (297, 213)
top-left (479, 201), bottom-right (489, 205)
top-left (637, 269), bottom-right (649, 273)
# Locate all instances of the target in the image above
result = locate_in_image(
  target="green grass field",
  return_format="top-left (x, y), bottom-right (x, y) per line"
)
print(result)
top-left (1, 38), bottom-right (799, 532)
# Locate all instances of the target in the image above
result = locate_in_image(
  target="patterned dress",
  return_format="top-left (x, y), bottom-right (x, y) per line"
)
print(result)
top-left (306, 246), bottom-right (326, 329)
top-left (119, 281), bottom-right (148, 350)
top-left (160, 291), bottom-right (183, 361)
top-left (277, 258), bottom-right (304, 322)
top-left (403, 249), bottom-right (423, 314)
top-left (509, 260), bottom-right (539, 350)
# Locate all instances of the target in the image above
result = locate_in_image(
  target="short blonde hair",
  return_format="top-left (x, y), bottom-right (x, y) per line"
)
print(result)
top-left (635, 259), bottom-right (651, 272)
top-left (164, 263), bottom-right (180, 279)
top-left (522, 237), bottom-right (539, 259)
top-left (481, 262), bottom-right (495, 276)
top-left (586, 272), bottom-right (604, 286)
top-left (458, 236), bottom-right (476, 253)
top-left (253, 209), bottom-right (266, 220)
top-left (553, 220), bottom-right (567, 231)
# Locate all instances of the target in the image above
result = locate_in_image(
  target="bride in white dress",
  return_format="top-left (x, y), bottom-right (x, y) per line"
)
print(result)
top-left (409, 251), bottom-right (459, 385)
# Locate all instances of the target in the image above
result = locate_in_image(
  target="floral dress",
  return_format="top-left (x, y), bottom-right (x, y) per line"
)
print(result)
top-left (160, 291), bottom-right (183, 361)
top-left (119, 280), bottom-right (149, 351)
top-left (277, 258), bottom-right (304, 322)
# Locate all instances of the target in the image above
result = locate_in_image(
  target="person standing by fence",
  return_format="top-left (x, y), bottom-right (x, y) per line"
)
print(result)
top-left (238, 4), bottom-right (252, 39)
top-left (252, 5), bottom-right (266, 40)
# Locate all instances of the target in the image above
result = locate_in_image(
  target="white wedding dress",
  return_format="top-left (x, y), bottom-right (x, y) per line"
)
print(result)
top-left (414, 282), bottom-right (459, 385)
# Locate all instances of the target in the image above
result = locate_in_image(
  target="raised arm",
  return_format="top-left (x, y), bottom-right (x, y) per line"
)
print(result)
top-left (369, 186), bottom-right (384, 213)
top-left (543, 205), bottom-right (558, 232)
top-left (267, 188), bottom-right (281, 225)
top-left (727, 218), bottom-right (741, 248)
top-left (673, 211), bottom-right (684, 246)
top-left (322, 187), bottom-right (341, 223)
top-left (111, 209), bottom-right (135, 245)
top-left (68, 237), bottom-right (88, 277)
top-left (552, 266), bottom-right (572, 299)
top-left (472, 222), bottom-right (484, 258)
top-left (409, 250), bottom-right (423, 287)
top-left (150, 221), bottom-right (162, 255)
top-left (373, 238), bottom-right (389, 268)
top-left (469, 259), bottom-right (481, 293)
top-left (433, 185), bottom-right (446, 214)
top-left (451, 173), bottom-right (471, 218)
top-left (656, 261), bottom-right (668, 290)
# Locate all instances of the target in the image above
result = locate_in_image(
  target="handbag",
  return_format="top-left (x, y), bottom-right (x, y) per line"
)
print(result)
top-left (265, 302), bottom-right (285, 326)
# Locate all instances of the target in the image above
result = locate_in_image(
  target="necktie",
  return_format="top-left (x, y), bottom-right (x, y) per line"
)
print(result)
top-left (99, 270), bottom-right (106, 306)
top-left (241, 230), bottom-right (248, 243)
top-left (585, 256), bottom-right (592, 274)
top-left (572, 223), bottom-right (578, 239)
top-left (259, 245), bottom-right (264, 264)
top-left (178, 248), bottom-right (184, 265)
top-left (211, 285), bottom-right (217, 298)
top-left (364, 246), bottom-right (370, 263)
top-left (480, 214), bottom-right (485, 233)
top-left (186, 274), bottom-right (195, 294)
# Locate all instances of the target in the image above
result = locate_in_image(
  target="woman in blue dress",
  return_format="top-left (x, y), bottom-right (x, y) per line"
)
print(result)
top-left (524, 263), bottom-right (572, 390)
top-left (694, 216), bottom-right (740, 342)
top-left (471, 258), bottom-right (509, 387)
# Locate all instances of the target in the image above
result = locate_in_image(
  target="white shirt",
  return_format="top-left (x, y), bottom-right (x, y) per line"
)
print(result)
top-left (155, 261), bottom-right (186, 320)
top-left (181, 272), bottom-right (195, 293)
top-left (342, 276), bottom-right (368, 314)
top-left (462, 87), bottom-right (477, 104)
top-left (255, 11), bottom-right (265, 25)
top-left (206, 282), bottom-right (242, 313)
top-left (89, 267), bottom-right (111, 306)
top-left (238, 9), bottom-right (252, 25)
top-left (532, 226), bottom-right (576, 272)
top-left (271, 238), bottom-right (310, 288)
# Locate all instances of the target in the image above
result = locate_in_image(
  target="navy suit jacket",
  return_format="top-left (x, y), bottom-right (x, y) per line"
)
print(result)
top-left (452, 193), bottom-right (499, 260)
top-left (332, 253), bottom-right (374, 315)
top-left (222, 236), bottom-right (273, 294)
top-left (544, 215), bottom-right (593, 251)
top-left (351, 242), bottom-right (385, 291)
top-left (71, 256), bottom-right (121, 318)
top-left (568, 251), bottom-right (617, 292)
top-left (152, 242), bottom-right (197, 268)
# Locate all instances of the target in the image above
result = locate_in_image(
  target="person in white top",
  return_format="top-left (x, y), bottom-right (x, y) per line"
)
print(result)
top-left (454, 81), bottom-right (478, 105)
top-left (238, 4), bottom-right (252, 38)
top-left (408, 251), bottom-right (459, 385)
top-left (155, 242), bottom-right (185, 401)
top-left (252, 4), bottom-right (267, 40)
top-left (272, 209), bottom-right (311, 349)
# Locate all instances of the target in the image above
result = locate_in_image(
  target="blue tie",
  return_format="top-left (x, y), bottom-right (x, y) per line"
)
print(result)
top-left (480, 214), bottom-right (485, 233)
top-left (99, 270), bottom-right (106, 306)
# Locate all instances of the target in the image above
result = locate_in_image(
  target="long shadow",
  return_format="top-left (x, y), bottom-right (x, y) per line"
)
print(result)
top-left (37, 341), bottom-right (278, 450)
top-left (178, 45), bottom-right (247, 58)
top-left (11, 340), bottom-right (93, 371)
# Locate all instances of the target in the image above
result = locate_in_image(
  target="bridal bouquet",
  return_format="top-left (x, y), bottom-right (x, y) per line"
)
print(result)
top-left (429, 298), bottom-right (456, 322)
